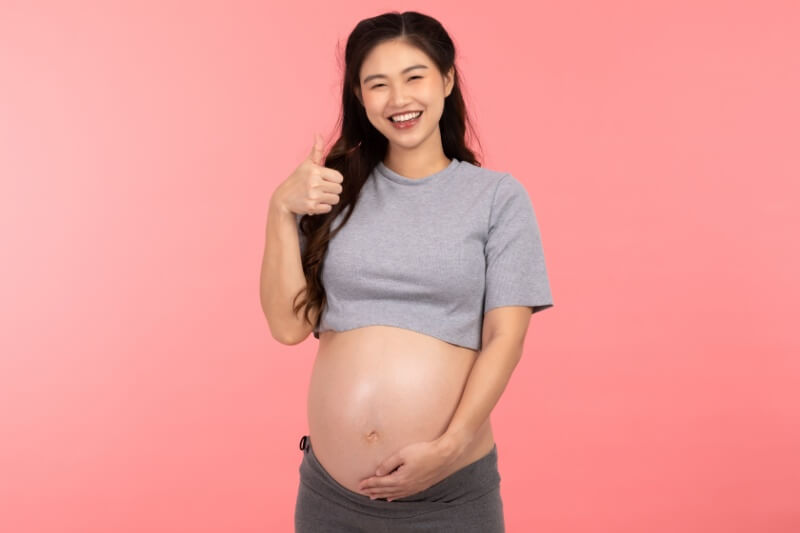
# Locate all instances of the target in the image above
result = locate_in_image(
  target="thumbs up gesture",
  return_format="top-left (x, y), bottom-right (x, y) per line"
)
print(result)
top-left (274, 133), bottom-right (344, 216)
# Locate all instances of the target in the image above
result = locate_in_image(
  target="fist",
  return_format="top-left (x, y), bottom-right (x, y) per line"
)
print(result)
top-left (276, 133), bottom-right (344, 216)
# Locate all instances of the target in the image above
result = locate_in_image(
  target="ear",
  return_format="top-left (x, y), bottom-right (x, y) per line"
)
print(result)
top-left (444, 66), bottom-right (455, 97)
top-left (354, 86), bottom-right (363, 106)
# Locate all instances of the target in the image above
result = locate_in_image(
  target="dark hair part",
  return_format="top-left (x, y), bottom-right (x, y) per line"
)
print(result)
top-left (293, 10), bottom-right (484, 330)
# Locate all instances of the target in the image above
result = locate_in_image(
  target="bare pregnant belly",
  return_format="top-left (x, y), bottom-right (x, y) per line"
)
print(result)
top-left (307, 326), bottom-right (495, 496)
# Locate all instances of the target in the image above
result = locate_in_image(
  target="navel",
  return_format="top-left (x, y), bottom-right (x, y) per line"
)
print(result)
top-left (364, 429), bottom-right (380, 442)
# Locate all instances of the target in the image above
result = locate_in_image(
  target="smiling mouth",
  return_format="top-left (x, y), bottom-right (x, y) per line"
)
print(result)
top-left (388, 111), bottom-right (423, 123)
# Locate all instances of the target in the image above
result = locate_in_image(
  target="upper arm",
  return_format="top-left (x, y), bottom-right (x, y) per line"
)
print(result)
top-left (481, 174), bottom-right (554, 347)
top-left (292, 302), bottom-right (321, 344)
top-left (481, 305), bottom-right (533, 349)
top-left (483, 174), bottom-right (553, 313)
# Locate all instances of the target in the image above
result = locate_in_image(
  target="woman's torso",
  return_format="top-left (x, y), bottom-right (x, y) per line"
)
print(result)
top-left (307, 325), bottom-right (495, 495)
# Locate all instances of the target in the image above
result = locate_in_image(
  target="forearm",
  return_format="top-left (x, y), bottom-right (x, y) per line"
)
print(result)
top-left (259, 192), bottom-right (309, 343)
top-left (437, 335), bottom-right (524, 457)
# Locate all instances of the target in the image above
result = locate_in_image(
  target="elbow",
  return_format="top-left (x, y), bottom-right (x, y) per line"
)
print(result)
top-left (273, 330), bottom-right (307, 345)
top-left (260, 299), bottom-right (298, 345)
top-left (268, 320), bottom-right (309, 345)
top-left (259, 294), bottom-right (314, 345)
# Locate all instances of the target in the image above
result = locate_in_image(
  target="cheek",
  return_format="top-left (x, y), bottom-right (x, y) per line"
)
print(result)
top-left (369, 110), bottom-right (388, 129)
top-left (363, 101), bottom-right (386, 126)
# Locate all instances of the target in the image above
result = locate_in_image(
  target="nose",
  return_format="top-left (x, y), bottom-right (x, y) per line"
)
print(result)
top-left (388, 86), bottom-right (412, 108)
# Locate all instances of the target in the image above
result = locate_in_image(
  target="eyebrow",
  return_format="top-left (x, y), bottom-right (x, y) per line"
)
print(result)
top-left (362, 64), bottom-right (428, 84)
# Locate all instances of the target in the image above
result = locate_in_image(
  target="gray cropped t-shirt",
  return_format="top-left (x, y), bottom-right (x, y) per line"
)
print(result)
top-left (296, 158), bottom-right (553, 351)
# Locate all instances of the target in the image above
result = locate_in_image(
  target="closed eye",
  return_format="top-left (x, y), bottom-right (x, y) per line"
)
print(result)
top-left (371, 76), bottom-right (422, 89)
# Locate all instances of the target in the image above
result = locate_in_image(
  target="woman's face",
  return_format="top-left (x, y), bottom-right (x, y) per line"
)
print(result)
top-left (357, 39), bottom-right (454, 151)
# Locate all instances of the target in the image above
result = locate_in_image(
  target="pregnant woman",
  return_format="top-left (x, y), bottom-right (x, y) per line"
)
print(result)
top-left (260, 11), bottom-right (554, 532)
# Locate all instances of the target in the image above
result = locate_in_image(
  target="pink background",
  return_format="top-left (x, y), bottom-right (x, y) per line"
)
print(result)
top-left (2, 2), bottom-right (799, 532)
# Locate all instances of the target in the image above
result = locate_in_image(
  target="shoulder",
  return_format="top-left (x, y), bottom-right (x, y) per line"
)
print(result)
top-left (457, 160), bottom-right (529, 191)
top-left (449, 162), bottom-right (533, 219)
top-left (465, 163), bottom-right (531, 213)
top-left (452, 160), bottom-right (510, 199)
top-left (455, 160), bottom-right (506, 183)
top-left (494, 172), bottom-right (529, 200)
top-left (486, 172), bottom-right (537, 229)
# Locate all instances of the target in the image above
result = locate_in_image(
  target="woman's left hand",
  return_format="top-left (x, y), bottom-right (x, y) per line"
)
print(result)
top-left (357, 438), bottom-right (459, 501)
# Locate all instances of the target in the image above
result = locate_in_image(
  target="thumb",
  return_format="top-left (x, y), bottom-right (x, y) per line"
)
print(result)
top-left (308, 132), bottom-right (325, 166)
top-left (375, 455), bottom-right (403, 476)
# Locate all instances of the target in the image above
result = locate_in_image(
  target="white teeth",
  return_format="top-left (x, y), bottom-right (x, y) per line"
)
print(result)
top-left (390, 111), bottom-right (422, 122)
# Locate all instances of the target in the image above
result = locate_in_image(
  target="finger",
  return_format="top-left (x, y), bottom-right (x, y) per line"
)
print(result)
top-left (361, 473), bottom-right (403, 491)
top-left (360, 473), bottom-right (399, 489)
top-left (316, 177), bottom-right (343, 197)
top-left (316, 193), bottom-right (339, 213)
top-left (367, 487), bottom-right (400, 497)
top-left (318, 166), bottom-right (344, 184)
top-left (308, 132), bottom-right (325, 166)
top-left (368, 489), bottom-right (403, 500)
top-left (359, 478), bottom-right (387, 491)
top-left (375, 456), bottom-right (404, 477)
top-left (309, 202), bottom-right (332, 215)
top-left (314, 192), bottom-right (340, 210)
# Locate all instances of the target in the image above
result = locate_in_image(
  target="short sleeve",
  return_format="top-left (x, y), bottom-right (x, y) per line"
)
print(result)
top-left (484, 174), bottom-right (554, 315)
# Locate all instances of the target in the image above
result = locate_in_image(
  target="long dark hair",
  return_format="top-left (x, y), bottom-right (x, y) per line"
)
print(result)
top-left (293, 10), bottom-right (484, 330)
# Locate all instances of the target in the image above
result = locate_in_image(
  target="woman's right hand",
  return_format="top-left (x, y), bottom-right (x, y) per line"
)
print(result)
top-left (273, 133), bottom-right (344, 216)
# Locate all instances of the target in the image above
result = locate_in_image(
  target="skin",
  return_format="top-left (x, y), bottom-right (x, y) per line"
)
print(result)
top-left (309, 38), bottom-right (536, 502)
top-left (355, 38), bottom-right (455, 181)
top-left (354, 308), bottom-right (533, 501)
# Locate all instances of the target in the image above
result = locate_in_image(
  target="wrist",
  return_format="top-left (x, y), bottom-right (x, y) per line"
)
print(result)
top-left (269, 189), bottom-right (292, 217)
top-left (436, 429), bottom-right (473, 460)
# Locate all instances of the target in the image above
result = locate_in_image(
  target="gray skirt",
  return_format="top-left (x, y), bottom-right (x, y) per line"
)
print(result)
top-left (294, 434), bottom-right (505, 532)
